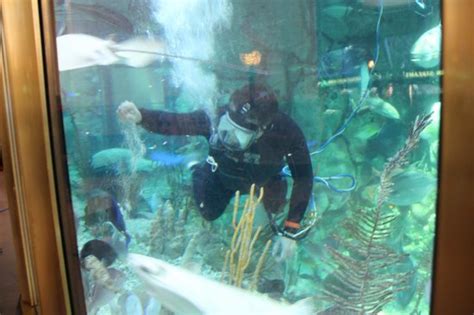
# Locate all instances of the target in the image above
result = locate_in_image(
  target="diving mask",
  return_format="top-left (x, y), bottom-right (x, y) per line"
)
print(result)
top-left (217, 112), bottom-right (260, 151)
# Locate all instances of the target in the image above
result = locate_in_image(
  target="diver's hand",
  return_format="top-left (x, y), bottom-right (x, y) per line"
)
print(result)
top-left (272, 236), bottom-right (297, 262)
top-left (117, 100), bottom-right (142, 124)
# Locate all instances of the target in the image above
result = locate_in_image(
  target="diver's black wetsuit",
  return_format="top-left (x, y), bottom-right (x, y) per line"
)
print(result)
top-left (139, 108), bottom-right (313, 225)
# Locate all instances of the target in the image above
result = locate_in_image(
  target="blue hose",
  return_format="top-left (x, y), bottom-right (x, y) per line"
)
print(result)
top-left (312, 0), bottom-right (384, 156)
top-left (281, 166), bottom-right (357, 193)
top-left (314, 174), bottom-right (357, 193)
top-left (292, 0), bottom-right (385, 193)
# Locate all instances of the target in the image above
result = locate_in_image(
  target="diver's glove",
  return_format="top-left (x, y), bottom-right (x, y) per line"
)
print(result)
top-left (271, 220), bottom-right (301, 262)
top-left (272, 235), bottom-right (297, 262)
top-left (117, 100), bottom-right (142, 124)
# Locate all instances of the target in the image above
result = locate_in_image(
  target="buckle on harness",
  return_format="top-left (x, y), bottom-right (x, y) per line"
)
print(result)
top-left (206, 155), bottom-right (218, 172)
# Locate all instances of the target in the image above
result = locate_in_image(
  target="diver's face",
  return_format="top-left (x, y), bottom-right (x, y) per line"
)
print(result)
top-left (217, 112), bottom-right (259, 151)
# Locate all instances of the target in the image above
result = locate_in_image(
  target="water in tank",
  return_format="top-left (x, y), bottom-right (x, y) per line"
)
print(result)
top-left (54, 0), bottom-right (441, 314)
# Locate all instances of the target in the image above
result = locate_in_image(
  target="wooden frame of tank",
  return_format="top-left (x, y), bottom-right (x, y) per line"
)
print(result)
top-left (432, 1), bottom-right (474, 313)
top-left (0, 0), bottom-right (472, 314)
top-left (0, 0), bottom-right (71, 314)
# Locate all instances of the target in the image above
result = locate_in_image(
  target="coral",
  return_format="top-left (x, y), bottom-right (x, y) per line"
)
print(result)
top-left (83, 255), bottom-right (121, 293)
top-left (322, 114), bottom-right (432, 314)
top-left (181, 233), bottom-right (200, 268)
top-left (250, 239), bottom-right (272, 291)
top-left (148, 198), bottom-right (190, 259)
top-left (222, 185), bottom-right (272, 289)
top-left (148, 201), bottom-right (166, 255)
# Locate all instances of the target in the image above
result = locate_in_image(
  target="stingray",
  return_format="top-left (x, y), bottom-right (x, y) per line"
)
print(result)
top-left (56, 33), bottom-right (166, 71)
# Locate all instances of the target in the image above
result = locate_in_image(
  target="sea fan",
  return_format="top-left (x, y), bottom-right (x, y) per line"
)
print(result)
top-left (322, 114), bottom-right (432, 314)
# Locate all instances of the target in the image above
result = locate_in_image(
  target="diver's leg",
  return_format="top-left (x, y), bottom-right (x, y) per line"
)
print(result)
top-left (262, 175), bottom-right (288, 214)
top-left (191, 162), bottom-right (233, 221)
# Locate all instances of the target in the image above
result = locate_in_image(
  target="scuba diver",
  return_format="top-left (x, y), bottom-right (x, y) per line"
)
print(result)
top-left (117, 83), bottom-right (314, 261)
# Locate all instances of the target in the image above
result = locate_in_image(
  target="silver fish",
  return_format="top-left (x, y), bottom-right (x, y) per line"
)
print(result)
top-left (410, 24), bottom-right (441, 69)
top-left (364, 96), bottom-right (400, 120)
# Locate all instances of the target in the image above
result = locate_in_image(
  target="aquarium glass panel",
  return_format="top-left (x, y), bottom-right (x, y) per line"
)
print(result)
top-left (54, 0), bottom-right (441, 314)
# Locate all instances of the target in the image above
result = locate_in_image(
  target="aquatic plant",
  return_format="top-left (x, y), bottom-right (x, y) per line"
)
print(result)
top-left (222, 185), bottom-right (272, 289)
top-left (322, 114), bottom-right (432, 314)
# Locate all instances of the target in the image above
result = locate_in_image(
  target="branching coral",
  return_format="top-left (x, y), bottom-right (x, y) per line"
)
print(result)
top-left (222, 185), bottom-right (272, 289)
top-left (322, 114), bottom-right (432, 314)
top-left (83, 255), bottom-right (119, 292)
top-left (148, 198), bottom-right (190, 258)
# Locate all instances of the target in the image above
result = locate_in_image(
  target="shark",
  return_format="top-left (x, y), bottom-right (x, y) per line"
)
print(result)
top-left (128, 253), bottom-right (315, 315)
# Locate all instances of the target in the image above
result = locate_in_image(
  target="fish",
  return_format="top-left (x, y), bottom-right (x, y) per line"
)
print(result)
top-left (352, 121), bottom-right (382, 141)
top-left (322, 5), bottom-right (353, 19)
top-left (100, 221), bottom-right (130, 257)
top-left (84, 189), bottom-right (131, 248)
top-left (387, 170), bottom-right (437, 206)
top-left (410, 24), bottom-right (441, 69)
top-left (359, 0), bottom-right (415, 8)
top-left (366, 120), bottom-right (406, 157)
top-left (148, 150), bottom-right (201, 169)
top-left (128, 253), bottom-right (315, 315)
top-left (84, 190), bottom-right (126, 231)
top-left (148, 151), bottom-right (186, 166)
top-left (363, 96), bottom-right (400, 119)
top-left (362, 170), bottom-right (437, 206)
top-left (57, 34), bottom-right (118, 71)
top-left (318, 45), bottom-right (368, 79)
top-left (56, 34), bottom-right (166, 71)
top-left (91, 148), bottom-right (156, 175)
top-left (113, 37), bottom-right (167, 68)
